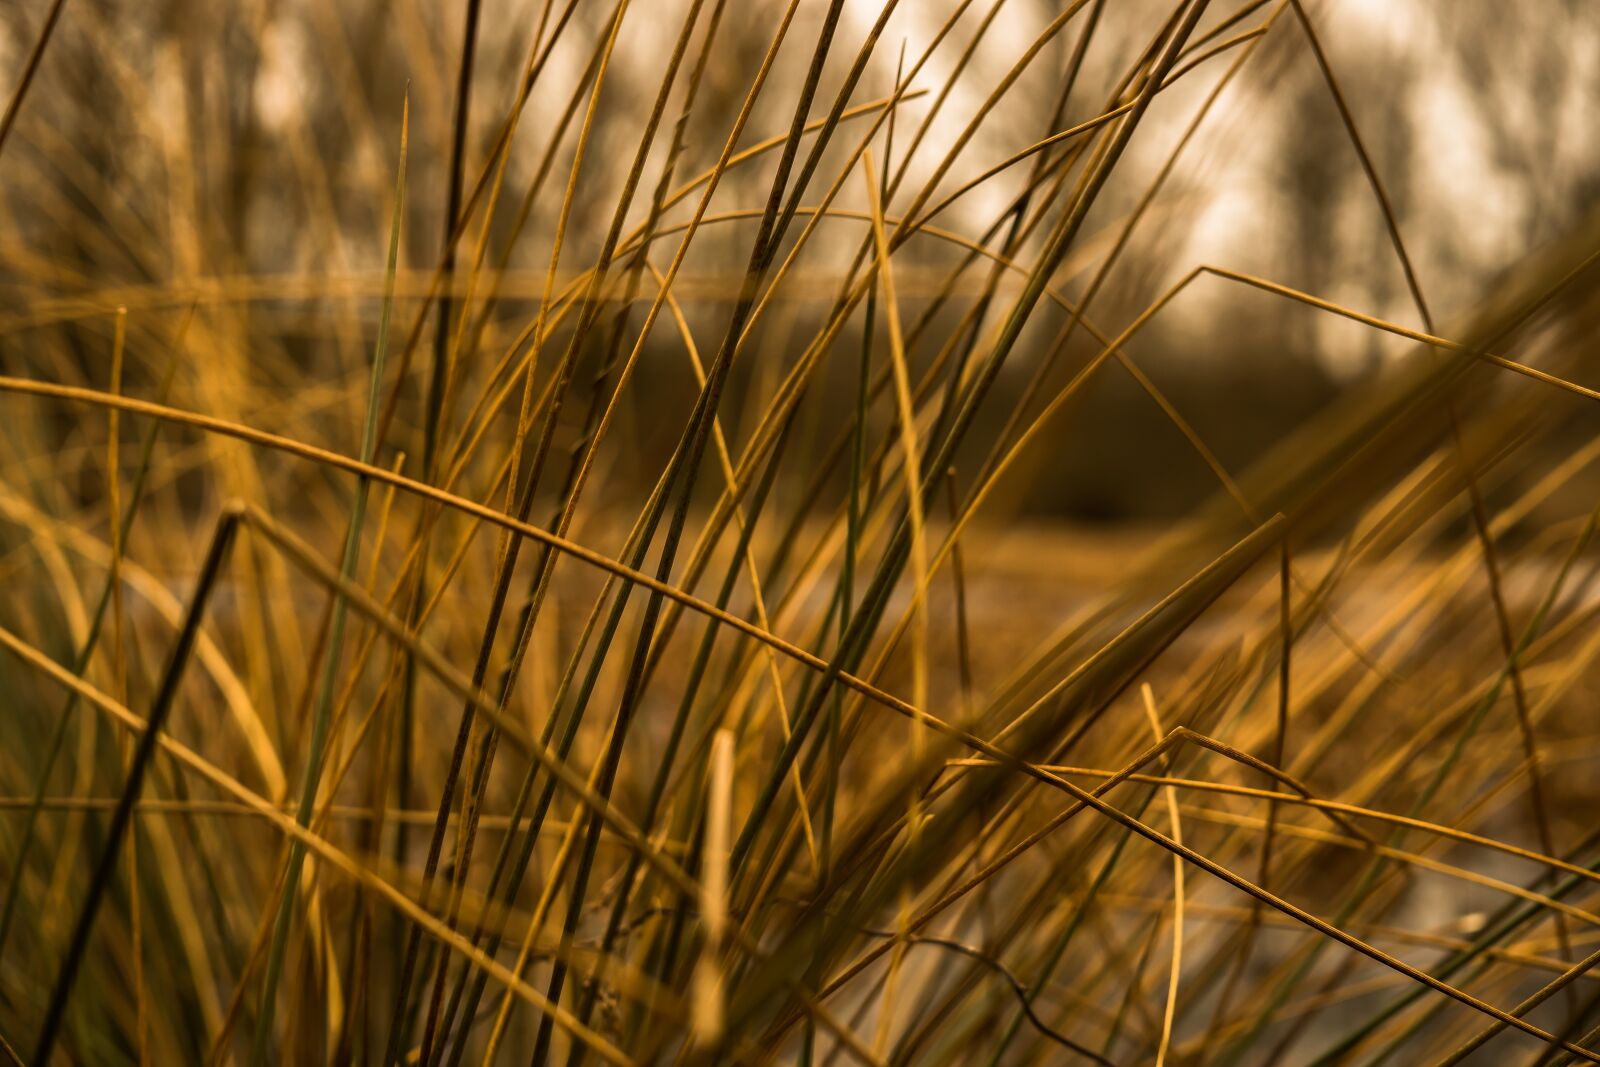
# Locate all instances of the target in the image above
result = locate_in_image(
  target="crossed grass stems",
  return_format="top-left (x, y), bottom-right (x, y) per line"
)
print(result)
top-left (6, 0), bottom-right (1600, 1063)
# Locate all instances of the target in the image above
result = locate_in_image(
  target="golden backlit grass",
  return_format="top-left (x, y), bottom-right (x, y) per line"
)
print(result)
top-left (4, 1), bottom-right (1600, 1065)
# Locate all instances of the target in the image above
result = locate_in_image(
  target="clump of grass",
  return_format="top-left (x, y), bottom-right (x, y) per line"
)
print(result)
top-left (4, 1), bottom-right (1600, 1065)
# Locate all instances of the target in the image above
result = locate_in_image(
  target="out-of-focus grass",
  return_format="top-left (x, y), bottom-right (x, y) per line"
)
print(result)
top-left (3, 1), bottom-right (1600, 1065)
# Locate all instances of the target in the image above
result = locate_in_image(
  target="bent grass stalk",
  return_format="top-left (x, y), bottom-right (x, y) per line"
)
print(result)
top-left (7, 3), bottom-right (1600, 1064)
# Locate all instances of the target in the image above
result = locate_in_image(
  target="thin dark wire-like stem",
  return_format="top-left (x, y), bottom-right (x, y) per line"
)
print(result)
top-left (0, 0), bottom-right (69, 163)
top-left (32, 507), bottom-right (240, 1066)
top-left (424, 0), bottom-right (482, 484)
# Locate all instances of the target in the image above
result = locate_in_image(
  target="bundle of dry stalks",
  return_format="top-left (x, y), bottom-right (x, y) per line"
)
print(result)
top-left (3, 1), bottom-right (1600, 1064)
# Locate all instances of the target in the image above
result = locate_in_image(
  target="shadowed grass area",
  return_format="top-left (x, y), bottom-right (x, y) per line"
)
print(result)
top-left (3, 1), bottom-right (1600, 1064)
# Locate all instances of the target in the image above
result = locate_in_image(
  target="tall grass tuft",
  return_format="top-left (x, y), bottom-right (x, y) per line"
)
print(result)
top-left (3, 1), bottom-right (1600, 1064)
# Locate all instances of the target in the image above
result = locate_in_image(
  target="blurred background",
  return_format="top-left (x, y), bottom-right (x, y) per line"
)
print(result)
top-left (4, 0), bottom-right (1597, 521)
